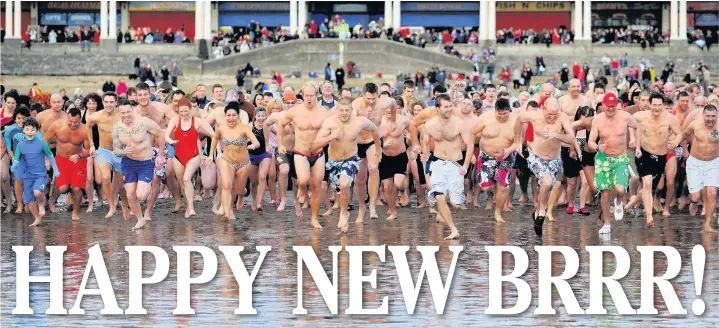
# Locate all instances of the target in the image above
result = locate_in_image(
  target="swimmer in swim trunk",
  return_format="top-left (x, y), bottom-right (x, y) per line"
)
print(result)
top-left (112, 99), bottom-right (167, 231)
top-left (587, 93), bottom-right (642, 235)
top-left (43, 108), bottom-right (92, 221)
top-left (378, 97), bottom-right (411, 220)
top-left (313, 96), bottom-right (380, 232)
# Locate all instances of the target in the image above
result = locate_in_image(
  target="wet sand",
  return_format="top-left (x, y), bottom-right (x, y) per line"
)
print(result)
top-left (1, 195), bottom-right (718, 326)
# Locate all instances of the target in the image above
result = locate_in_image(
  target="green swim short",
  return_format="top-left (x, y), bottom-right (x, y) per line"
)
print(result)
top-left (594, 152), bottom-right (630, 191)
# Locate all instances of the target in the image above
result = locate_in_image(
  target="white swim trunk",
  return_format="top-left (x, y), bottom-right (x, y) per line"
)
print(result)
top-left (428, 159), bottom-right (465, 205)
top-left (686, 156), bottom-right (719, 194)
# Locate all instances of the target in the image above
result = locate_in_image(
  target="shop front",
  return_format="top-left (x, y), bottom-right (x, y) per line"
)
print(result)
top-left (129, 1), bottom-right (195, 39)
top-left (400, 1), bottom-right (480, 29)
top-left (591, 1), bottom-right (663, 31)
top-left (219, 2), bottom-right (290, 29)
top-left (496, 1), bottom-right (572, 31)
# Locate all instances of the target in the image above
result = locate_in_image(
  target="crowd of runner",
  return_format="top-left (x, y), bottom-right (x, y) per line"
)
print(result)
top-left (1, 75), bottom-right (718, 239)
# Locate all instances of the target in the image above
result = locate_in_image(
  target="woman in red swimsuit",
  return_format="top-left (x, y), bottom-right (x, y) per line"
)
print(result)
top-left (165, 98), bottom-right (215, 218)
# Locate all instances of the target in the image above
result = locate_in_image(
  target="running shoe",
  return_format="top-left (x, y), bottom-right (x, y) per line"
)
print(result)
top-left (613, 198), bottom-right (624, 221)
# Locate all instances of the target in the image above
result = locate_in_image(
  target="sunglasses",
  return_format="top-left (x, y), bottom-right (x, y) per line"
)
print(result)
top-left (285, 101), bottom-right (297, 106)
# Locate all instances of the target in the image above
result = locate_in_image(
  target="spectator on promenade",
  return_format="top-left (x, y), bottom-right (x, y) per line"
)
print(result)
top-left (117, 79), bottom-right (128, 96)
top-left (80, 26), bottom-right (92, 52)
top-left (160, 65), bottom-right (170, 82)
top-left (536, 55), bottom-right (545, 76)
top-left (171, 62), bottom-right (180, 87)
top-left (335, 66), bottom-right (345, 90)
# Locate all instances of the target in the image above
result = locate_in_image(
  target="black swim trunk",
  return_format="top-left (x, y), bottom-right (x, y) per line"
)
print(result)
top-left (294, 149), bottom-right (324, 168)
top-left (379, 152), bottom-right (409, 181)
top-left (460, 150), bottom-right (474, 178)
top-left (415, 155), bottom-right (426, 185)
top-left (358, 139), bottom-right (383, 159)
top-left (635, 147), bottom-right (667, 191)
top-left (560, 146), bottom-right (581, 178)
top-left (425, 152), bottom-right (439, 175)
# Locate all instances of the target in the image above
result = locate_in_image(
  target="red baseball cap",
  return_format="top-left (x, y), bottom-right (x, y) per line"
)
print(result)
top-left (602, 93), bottom-right (618, 107)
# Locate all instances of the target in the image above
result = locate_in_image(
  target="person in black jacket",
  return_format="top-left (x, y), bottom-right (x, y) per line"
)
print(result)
top-left (335, 67), bottom-right (346, 90)
top-left (160, 65), bottom-right (170, 81)
top-left (102, 78), bottom-right (116, 93)
top-left (535, 55), bottom-right (545, 76)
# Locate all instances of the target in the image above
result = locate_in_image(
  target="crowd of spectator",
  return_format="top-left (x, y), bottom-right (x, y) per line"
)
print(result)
top-left (119, 26), bottom-right (191, 44)
top-left (496, 26), bottom-right (575, 45)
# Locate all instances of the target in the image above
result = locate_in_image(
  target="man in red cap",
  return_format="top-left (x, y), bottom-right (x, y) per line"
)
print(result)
top-left (586, 92), bottom-right (643, 234)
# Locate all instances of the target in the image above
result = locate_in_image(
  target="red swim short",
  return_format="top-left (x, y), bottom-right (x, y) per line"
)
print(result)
top-left (55, 156), bottom-right (88, 189)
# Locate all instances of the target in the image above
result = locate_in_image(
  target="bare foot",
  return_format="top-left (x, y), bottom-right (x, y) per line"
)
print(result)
top-left (416, 202), bottom-right (425, 209)
top-left (71, 213), bottom-right (80, 221)
top-left (399, 193), bottom-right (409, 207)
top-left (122, 210), bottom-right (131, 221)
top-left (48, 202), bottom-right (56, 213)
top-left (503, 204), bottom-right (513, 212)
top-left (302, 201), bottom-right (309, 209)
top-left (251, 202), bottom-right (257, 212)
top-left (386, 213), bottom-right (397, 220)
top-left (646, 216), bottom-right (655, 227)
top-left (485, 202), bottom-right (493, 211)
top-left (460, 204), bottom-right (468, 210)
top-left (14, 206), bottom-right (23, 214)
top-left (703, 224), bottom-right (716, 233)
top-left (689, 203), bottom-right (699, 216)
top-left (310, 219), bottom-right (323, 229)
top-left (226, 212), bottom-right (237, 220)
top-left (356, 209), bottom-right (365, 223)
top-left (369, 210), bottom-right (379, 219)
top-left (2, 207), bottom-right (10, 214)
top-left (29, 218), bottom-right (42, 227)
top-left (212, 205), bottom-right (223, 216)
top-left (547, 213), bottom-right (556, 222)
top-left (444, 230), bottom-right (459, 240)
top-left (143, 210), bottom-right (152, 221)
top-left (473, 202), bottom-right (480, 208)
top-left (653, 201), bottom-right (663, 213)
top-left (332, 201), bottom-right (339, 209)
top-left (429, 207), bottom-right (437, 214)
top-left (495, 214), bottom-right (506, 223)
top-left (519, 196), bottom-right (527, 207)
top-left (294, 203), bottom-right (303, 217)
top-left (172, 203), bottom-right (182, 213)
top-left (662, 209), bottom-right (670, 217)
top-left (185, 208), bottom-right (196, 219)
top-left (132, 219), bottom-right (147, 230)
top-left (236, 198), bottom-right (244, 211)
top-left (321, 209), bottom-right (333, 217)
top-left (38, 205), bottom-right (46, 218)
top-left (277, 201), bottom-right (286, 212)
top-left (86, 204), bottom-right (93, 213)
top-left (105, 209), bottom-right (115, 219)
top-left (375, 199), bottom-right (384, 206)
top-left (298, 189), bottom-right (307, 204)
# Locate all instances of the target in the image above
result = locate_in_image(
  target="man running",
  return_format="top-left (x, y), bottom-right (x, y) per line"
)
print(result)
top-left (112, 99), bottom-right (166, 230)
top-left (314, 97), bottom-right (381, 232)
top-left (471, 98), bottom-right (516, 222)
top-left (86, 92), bottom-right (130, 220)
top-left (632, 93), bottom-right (682, 225)
top-left (586, 93), bottom-right (643, 234)
top-left (559, 79), bottom-right (590, 117)
top-left (421, 94), bottom-right (474, 240)
top-left (278, 83), bottom-right (333, 228)
top-left (513, 97), bottom-right (575, 234)
top-left (352, 83), bottom-right (382, 221)
top-left (672, 104), bottom-right (718, 232)
top-left (44, 108), bottom-right (92, 221)
top-left (135, 82), bottom-right (180, 218)
top-left (378, 97), bottom-right (410, 220)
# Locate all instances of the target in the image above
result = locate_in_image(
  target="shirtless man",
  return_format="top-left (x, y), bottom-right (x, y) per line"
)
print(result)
top-left (587, 93), bottom-right (642, 234)
top-left (471, 98), bottom-right (516, 222)
top-left (86, 92), bottom-right (130, 220)
top-left (671, 104), bottom-right (718, 232)
top-left (421, 94), bottom-right (474, 240)
top-left (264, 100), bottom-right (296, 213)
top-left (378, 97), bottom-right (410, 220)
top-left (135, 82), bottom-right (180, 218)
top-left (631, 93), bottom-right (682, 225)
top-left (687, 83), bottom-right (703, 111)
top-left (35, 94), bottom-right (68, 150)
top-left (559, 79), bottom-right (590, 117)
top-left (43, 108), bottom-right (92, 221)
top-left (314, 97), bottom-right (381, 232)
top-left (352, 83), bottom-right (382, 221)
top-left (483, 84), bottom-right (497, 110)
top-left (112, 99), bottom-right (166, 230)
top-left (624, 90), bottom-right (651, 114)
top-left (457, 99), bottom-right (481, 208)
top-left (513, 97), bottom-right (575, 235)
top-left (278, 83), bottom-right (333, 228)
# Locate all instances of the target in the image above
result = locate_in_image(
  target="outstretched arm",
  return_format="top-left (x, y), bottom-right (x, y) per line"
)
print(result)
top-left (312, 120), bottom-right (337, 150)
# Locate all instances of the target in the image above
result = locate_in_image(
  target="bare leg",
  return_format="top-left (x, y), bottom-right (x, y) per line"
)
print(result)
top-left (337, 175), bottom-right (351, 233)
top-left (70, 186), bottom-right (82, 220)
top-left (256, 158), bottom-right (271, 211)
top-left (537, 175), bottom-right (553, 217)
top-left (703, 187), bottom-right (717, 233)
top-left (308, 156), bottom-right (325, 229)
top-left (435, 195), bottom-right (459, 240)
top-left (366, 147), bottom-right (380, 219)
top-left (355, 159), bottom-right (368, 223)
top-left (494, 185), bottom-right (507, 223)
top-left (277, 163), bottom-right (289, 211)
top-left (268, 155), bottom-right (277, 205)
top-left (545, 180), bottom-right (561, 221)
top-left (166, 159), bottom-right (183, 212)
top-left (123, 182), bottom-right (146, 230)
top-left (13, 180), bottom-right (24, 213)
top-left (663, 157), bottom-right (677, 217)
top-left (640, 176), bottom-right (655, 226)
top-left (115, 174), bottom-right (131, 221)
top-left (144, 175), bottom-right (161, 220)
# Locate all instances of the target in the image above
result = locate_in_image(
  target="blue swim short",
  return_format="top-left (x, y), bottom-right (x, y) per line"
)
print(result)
top-left (121, 157), bottom-right (154, 184)
top-left (22, 175), bottom-right (47, 204)
top-left (96, 147), bottom-right (122, 172)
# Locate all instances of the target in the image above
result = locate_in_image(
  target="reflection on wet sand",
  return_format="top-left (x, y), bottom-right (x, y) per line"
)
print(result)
top-left (1, 199), bottom-right (717, 326)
